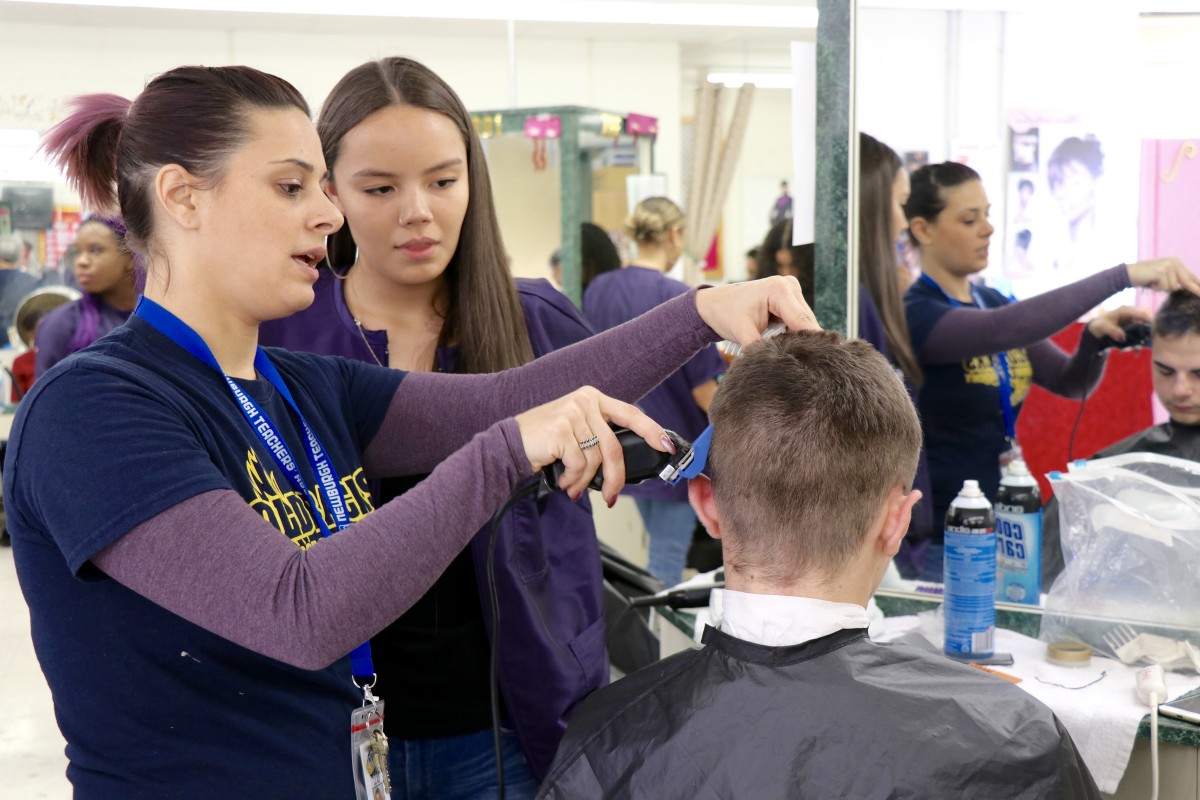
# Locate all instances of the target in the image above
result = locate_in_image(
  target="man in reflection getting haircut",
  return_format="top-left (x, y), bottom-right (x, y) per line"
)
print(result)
top-left (1043, 289), bottom-right (1200, 584)
top-left (538, 331), bottom-right (1099, 799)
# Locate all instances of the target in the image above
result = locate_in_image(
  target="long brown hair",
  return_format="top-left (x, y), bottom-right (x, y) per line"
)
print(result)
top-left (318, 57), bottom-right (532, 373)
top-left (859, 132), bottom-right (921, 384)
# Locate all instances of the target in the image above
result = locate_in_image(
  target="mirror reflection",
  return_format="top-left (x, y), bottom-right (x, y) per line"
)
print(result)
top-left (857, 5), bottom-right (1200, 610)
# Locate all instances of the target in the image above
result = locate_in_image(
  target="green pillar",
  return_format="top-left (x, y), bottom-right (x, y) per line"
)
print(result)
top-left (814, 0), bottom-right (856, 336)
top-left (558, 111), bottom-right (593, 309)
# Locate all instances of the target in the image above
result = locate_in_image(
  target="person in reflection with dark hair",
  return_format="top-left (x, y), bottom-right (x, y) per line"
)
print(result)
top-left (756, 217), bottom-right (814, 309)
top-left (538, 331), bottom-right (1100, 800)
top-left (902, 160), bottom-right (1197, 580)
top-left (856, 132), bottom-right (933, 570)
top-left (1042, 290), bottom-right (1200, 584)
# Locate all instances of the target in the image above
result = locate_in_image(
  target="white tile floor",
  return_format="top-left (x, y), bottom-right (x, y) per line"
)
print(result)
top-left (0, 545), bottom-right (71, 799)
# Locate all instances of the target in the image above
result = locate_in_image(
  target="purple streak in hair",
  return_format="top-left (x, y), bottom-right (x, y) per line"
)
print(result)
top-left (68, 214), bottom-right (138, 353)
top-left (68, 293), bottom-right (102, 354)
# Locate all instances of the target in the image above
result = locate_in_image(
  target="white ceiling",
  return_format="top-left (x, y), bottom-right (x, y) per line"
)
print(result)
top-left (0, 0), bottom-right (812, 85)
top-left (10, 0), bottom-right (1187, 82)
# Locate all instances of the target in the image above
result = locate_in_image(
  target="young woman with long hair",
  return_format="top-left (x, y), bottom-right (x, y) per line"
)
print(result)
top-left (259, 56), bottom-right (603, 794)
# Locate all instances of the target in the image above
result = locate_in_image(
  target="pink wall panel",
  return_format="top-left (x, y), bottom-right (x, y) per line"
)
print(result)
top-left (1139, 139), bottom-right (1200, 422)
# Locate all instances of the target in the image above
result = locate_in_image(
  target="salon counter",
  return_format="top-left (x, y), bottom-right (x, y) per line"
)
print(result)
top-left (652, 595), bottom-right (1200, 800)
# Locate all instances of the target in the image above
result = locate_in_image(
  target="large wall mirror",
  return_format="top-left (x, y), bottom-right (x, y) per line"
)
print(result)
top-left (854, 2), bottom-right (1200, 604)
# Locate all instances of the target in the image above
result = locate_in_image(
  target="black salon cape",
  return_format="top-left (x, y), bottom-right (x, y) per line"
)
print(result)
top-left (537, 626), bottom-right (1100, 800)
top-left (1043, 422), bottom-right (1200, 585)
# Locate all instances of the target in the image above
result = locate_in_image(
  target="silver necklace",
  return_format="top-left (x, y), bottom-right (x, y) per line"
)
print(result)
top-left (341, 271), bottom-right (386, 368)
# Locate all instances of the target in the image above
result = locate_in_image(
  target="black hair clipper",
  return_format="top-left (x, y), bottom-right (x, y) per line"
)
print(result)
top-left (1097, 321), bottom-right (1152, 351)
top-left (540, 425), bottom-right (697, 495)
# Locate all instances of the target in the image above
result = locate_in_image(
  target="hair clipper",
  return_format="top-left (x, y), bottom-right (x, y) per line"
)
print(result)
top-left (540, 423), bottom-right (710, 495)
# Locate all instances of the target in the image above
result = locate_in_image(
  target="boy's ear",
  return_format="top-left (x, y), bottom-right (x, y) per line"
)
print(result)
top-left (688, 475), bottom-right (723, 540)
top-left (878, 486), bottom-right (921, 557)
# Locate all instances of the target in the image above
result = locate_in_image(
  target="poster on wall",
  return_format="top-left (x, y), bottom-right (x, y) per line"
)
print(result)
top-left (1001, 110), bottom-right (1135, 304)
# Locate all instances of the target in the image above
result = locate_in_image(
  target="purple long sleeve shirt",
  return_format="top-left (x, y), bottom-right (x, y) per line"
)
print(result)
top-left (95, 289), bottom-right (717, 664)
top-left (5, 288), bottom-right (716, 798)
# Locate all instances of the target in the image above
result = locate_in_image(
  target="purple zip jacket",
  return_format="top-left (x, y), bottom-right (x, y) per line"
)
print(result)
top-left (259, 269), bottom-right (603, 778)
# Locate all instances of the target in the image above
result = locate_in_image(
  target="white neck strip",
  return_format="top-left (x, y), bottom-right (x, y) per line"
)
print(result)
top-left (719, 590), bottom-right (869, 647)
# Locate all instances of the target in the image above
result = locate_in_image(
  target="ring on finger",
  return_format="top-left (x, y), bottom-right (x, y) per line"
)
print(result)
top-left (579, 435), bottom-right (600, 451)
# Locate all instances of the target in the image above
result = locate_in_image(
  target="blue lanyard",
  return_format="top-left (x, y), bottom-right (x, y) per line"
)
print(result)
top-left (134, 296), bottom-right (375, 680)
top-left (918, 273), bottom-right (1018, 441)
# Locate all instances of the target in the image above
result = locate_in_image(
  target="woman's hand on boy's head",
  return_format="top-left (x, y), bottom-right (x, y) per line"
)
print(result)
top-left (1128, 256), bottom-right (1200, 296)
top-left (695, 275), bottom-right (820, 346)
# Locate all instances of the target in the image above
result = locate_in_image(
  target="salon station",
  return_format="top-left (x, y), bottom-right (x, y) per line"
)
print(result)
top-left (2, 1), bottom-right (1200, 799)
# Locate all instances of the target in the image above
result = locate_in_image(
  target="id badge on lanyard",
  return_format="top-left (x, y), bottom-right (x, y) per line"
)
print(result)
top-left (352, 692), bottom-right (392, 800)
top-left (133, 297), bottom-right (391, 798)
top-left (918, 274), bottom-right (1021, 473)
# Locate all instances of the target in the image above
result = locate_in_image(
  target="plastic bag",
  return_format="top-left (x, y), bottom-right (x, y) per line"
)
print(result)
top-left (1039, 453), bottom-right (1200, 666)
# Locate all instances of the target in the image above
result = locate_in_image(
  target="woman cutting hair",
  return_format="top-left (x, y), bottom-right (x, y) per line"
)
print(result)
top-left (13, 63), bottom-right (816, 798)
top-left (903, 160), bottom-right (1196, 579)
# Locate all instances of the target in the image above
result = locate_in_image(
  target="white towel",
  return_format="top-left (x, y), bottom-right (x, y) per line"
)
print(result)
top-left (875, 614), bottom-right (1200, 794)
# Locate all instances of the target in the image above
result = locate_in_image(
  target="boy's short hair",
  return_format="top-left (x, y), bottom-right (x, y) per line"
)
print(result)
top-left (707, 331), bottom-right (921, 582)
top-left (1153, 290), bottom-right (1200, 340)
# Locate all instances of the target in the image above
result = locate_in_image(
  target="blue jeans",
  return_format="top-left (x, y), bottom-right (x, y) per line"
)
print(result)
top-left (634, 498), bottom-right (698, 587)
top-left (387, 728), bottom-right (538, 800)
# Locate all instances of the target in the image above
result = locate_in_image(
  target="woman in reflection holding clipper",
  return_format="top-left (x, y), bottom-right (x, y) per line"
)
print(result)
top-left (11, 64), bottom-right (816, 799)
top-left (902, 161), bottom-right (1197, 580)
top-left (259, 56), bottom-right (599, 795)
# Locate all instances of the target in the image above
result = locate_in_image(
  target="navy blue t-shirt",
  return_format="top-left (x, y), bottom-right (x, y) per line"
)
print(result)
top-left (905, 279), bottom-right (1034, 533)
top-left (3, 315), bottom-right (403, 799)
top-left (584, 266), bottom-right (725, 503)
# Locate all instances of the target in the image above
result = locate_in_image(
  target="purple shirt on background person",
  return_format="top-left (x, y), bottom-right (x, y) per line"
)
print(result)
top-left (858, 288), bottom-right (934, 546)
top-left (259, 270), bottom-right (603, 778)
top-left (584, 266), bottom-right (725, 503)
top-left (34, 297), bottom-right (131, 378)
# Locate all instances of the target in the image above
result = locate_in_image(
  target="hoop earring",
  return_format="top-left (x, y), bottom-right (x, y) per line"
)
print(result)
top-left (327, 241), bottom-right (357, 280)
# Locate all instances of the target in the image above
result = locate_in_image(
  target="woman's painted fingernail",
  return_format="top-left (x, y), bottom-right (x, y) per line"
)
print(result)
top-left (661, 434), bottom-right (677, 455)
top-left (570, 490), bottom-right (583, 503)
top-left (606, 493), bottom-right (617, 509)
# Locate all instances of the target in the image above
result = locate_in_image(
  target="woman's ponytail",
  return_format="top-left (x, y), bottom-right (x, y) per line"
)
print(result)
top-left (41, 94), bottom-right (131, 213)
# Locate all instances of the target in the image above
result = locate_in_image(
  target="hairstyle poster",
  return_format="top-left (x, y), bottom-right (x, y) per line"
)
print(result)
top-left (1002, 110), bottom-right (1135, 305)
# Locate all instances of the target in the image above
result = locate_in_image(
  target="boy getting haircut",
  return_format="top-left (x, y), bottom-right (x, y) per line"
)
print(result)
top-left (538, 331), bottom-right (1100, 800)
